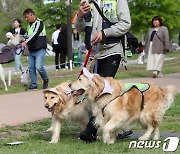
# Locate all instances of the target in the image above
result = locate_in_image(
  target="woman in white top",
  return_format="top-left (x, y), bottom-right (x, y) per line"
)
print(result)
top-left (10, 19), bottom-right (26, 74)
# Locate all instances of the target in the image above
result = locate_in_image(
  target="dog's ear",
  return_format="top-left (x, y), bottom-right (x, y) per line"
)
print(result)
top-left (83, 67), bottom-right (94, 80)
top-left (92, 75), bottom-right (104, 91)
top-left (58, 95), bottom-right (66, 104)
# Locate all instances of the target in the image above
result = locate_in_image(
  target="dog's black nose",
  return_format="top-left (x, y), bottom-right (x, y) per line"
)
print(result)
top-left (45, 103), bottom-right (49, 108)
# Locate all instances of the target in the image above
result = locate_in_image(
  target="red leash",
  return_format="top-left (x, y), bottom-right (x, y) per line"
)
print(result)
top-left (78, 47), bottom-right (92, 78)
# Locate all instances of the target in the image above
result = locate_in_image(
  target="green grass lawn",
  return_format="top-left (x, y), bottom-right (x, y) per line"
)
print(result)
top-left (0, 51), bottom-right (180, 153)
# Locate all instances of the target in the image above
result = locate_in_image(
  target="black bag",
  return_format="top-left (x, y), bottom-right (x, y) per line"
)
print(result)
top-left (0, 46), bottom-right (14, 64)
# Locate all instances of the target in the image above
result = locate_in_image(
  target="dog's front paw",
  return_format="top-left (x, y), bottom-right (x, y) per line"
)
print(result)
top-left (103, 134), bottom-right (110, 144)
top-left (153, 136), bottom-right (160, 140)
top-left (107, 140), bottom-right (115, 145)
top-left (96, 135), bottom-right (102, 140)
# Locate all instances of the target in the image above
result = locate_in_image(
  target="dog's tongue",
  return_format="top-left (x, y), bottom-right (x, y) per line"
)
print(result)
top-left (72, 89), bottom-right (85, 96)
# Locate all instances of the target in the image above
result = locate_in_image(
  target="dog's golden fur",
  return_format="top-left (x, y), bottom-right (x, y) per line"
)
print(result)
top-left (43, 82), bottom-right (91, 143)
top-left (70, 73), bottom-right (177, 144)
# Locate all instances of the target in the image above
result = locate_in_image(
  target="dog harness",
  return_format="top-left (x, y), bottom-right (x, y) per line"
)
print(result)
top-left (101, 83), bottom-right (150, 116)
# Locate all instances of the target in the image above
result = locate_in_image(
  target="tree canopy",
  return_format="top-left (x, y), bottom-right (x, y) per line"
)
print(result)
top-left (0, 0), bottom-right (79, 43)
top-left (0, 0), bottom-right (179, 44)
top-left (128, 0), bottom-right (180, 39)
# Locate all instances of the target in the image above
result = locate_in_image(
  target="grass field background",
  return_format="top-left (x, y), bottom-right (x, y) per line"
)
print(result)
top-left (0, 51), bottom-right (180, 153)
top-left (1, 51), bottom-right (180, 94)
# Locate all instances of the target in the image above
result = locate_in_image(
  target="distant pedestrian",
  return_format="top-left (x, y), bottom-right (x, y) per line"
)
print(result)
top-left (57, 24), bottom-right (67, 69)
top-left (11, 19), bottom-right (26, 74)
top-left (22, 8), bottom-right (49, 90)
top-left (79, 42), bottom-right (87, 66)
top-left (137, 42), bottom-right (145, 64)
top-left (145, 16), bottom-right (170, 78)
top-left (52, 24), bottom-right (61, 70)
top-left (72, 29), bottom-right (82, 67)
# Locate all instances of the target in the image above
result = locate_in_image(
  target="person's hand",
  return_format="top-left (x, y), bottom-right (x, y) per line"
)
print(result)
top-left (91, 31), bottom-right (102, 45)
top-left (77, 0), bottom-right (90, 18)
top-left (21, 42), bottom-right (27, 47)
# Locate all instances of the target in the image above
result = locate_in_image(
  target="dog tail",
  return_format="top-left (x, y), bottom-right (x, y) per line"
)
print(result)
top-left (163, 85), bottom-right (177, 112)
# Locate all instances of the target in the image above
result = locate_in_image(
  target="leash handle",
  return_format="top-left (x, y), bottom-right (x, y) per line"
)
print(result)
top-left (78, 47), bottom-right (92, 78)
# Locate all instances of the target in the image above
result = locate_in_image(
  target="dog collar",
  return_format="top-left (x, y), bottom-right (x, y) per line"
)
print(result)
top-left (75, 95), bottom-right (86, 105)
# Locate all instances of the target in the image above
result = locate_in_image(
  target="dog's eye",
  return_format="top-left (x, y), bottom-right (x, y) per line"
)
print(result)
top-left (79, 78), bottom-right (82, 81)
top-left (44, 96), bottom-right (47, 99)
top-left (51, 96), bottom-right (55, 99)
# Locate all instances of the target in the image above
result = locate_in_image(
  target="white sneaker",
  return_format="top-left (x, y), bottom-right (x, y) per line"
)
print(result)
top-left (152, 71), bottom-right (158, 78)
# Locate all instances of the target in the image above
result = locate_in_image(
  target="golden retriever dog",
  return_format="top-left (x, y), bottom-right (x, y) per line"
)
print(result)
top-left (70, 68), bottom-right (177, 144)
top-left (43, 82), bottom-right (91, 143)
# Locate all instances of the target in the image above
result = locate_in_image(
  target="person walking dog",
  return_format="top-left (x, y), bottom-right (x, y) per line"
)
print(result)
top-left (74, 0), bottom-right (131, 143)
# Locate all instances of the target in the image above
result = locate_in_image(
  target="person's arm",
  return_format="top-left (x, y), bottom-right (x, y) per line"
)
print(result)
top-left (163, 26), bottom-right (170, 51)
top-left (74, 0), bottom-right (90, 32)
top-left (103, 0), bottom-right (131, 38)
top-left (25, 19), bottom-right (44, 44)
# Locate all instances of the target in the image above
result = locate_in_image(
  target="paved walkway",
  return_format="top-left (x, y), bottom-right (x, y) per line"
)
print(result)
top-left (0, 90), bottom-right (49, 128)
top-left (0, 73), bottom-right (180, 129)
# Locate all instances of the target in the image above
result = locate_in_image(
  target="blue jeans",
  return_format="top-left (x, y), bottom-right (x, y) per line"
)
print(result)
top-left (14, 53), bottom-right (23, 71)
top-left (28, 49), bottom-right (48, 87)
